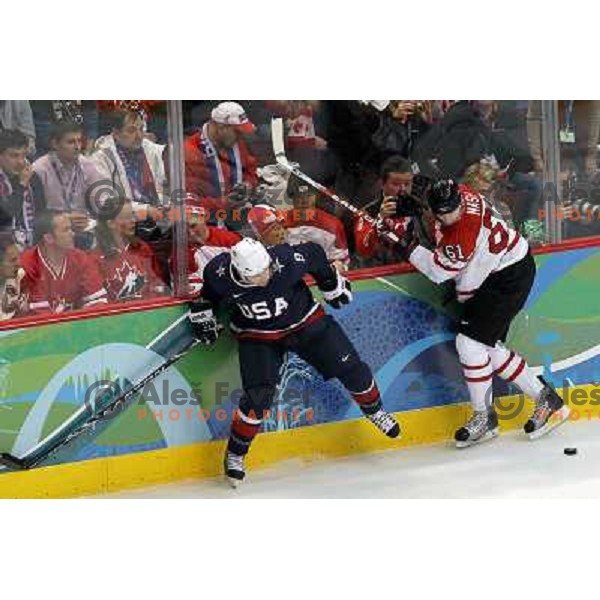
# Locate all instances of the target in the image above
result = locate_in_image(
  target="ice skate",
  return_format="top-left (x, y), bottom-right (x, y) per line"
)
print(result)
top-left (455, 409), bottom-right (499, 448)
top-left (524, 385), bottom-right (571, 440)
top-left (224, 450), bottom-right (245, 488)
top-left (365, 408), bottom-right (401, 438)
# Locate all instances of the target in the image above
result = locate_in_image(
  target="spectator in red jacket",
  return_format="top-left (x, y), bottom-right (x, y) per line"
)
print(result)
top-left (92, 199), bottom-right (168, 302)
top-left (247, 198), bottom-right (348, 272)
top-left (284, 175), bottom-right (349, 270)
top-left (184, 101), bottom-right (258, 215)
top-left (170, 207), bottom-right (241, 295)
top-left (20, 211), bottom-right (108, 314)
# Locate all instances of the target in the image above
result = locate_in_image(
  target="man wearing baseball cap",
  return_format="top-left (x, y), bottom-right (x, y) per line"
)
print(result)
top-left (210, 101), bottom-right (256, 135)
top-left (184, 101), bottom-right (258, 220)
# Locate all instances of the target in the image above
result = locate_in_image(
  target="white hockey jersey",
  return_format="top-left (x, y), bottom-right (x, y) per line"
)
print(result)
top-left (409, 185), bottom-right (528, 302)
top-left (284, 208), bottom-right (350, 267)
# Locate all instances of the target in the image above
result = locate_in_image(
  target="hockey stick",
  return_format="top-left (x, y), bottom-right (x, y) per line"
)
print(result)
top-left (270, 118), bottom-right (401, 245)
top-left (0, 336), bottom-right (201, 471)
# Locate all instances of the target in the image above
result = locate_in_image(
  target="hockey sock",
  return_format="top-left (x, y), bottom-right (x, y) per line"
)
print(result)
top-left (227, 410), bottom-right (262, 456)
top-left (489, 343), bottom-right (543, 401)
top-left (456, 334), bottom-right (493, 412)
top-left (349, 379), bottom-right (383, 416)
top-left (228, 384), bottom-right (277, 455)
top-left (337, 360), bottom-right (383, 415)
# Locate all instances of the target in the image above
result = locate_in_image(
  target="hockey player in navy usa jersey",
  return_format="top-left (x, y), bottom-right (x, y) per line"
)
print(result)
top-left (398, 180), bottom-right (570, 448)
top-left (190, 237), bottom-right (400, 487)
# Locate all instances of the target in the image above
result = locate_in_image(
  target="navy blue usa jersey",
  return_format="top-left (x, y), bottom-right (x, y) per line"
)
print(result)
top-left (202, 242), bottom-right (337, 340)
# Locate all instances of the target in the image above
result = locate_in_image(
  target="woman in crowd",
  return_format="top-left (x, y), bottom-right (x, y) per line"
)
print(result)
top-left (93, 198), bottom-right (169, 303)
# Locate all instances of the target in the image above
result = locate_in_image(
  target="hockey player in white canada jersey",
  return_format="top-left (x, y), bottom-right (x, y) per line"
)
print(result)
top-left (400, 180), bottom-right (570, 447)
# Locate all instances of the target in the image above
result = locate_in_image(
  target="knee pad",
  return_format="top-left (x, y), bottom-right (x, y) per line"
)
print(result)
top-left (455, 333), bottom-right (490, 366)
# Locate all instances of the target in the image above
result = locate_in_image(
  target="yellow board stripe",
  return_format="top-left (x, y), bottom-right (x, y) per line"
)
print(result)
top-left (0, 386), bottom-right (592, 499)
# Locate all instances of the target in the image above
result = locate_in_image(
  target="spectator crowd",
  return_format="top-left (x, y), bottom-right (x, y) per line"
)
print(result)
top-left (2, 99), bottom-right (598, 323)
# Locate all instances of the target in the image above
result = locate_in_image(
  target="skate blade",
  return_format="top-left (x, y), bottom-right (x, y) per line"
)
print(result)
top-left (527, 405), bottom-right (571, 441)
top-left (225, 474), bottom-right (243, 489)
top-left (456, 427), bottom-right (499, 449)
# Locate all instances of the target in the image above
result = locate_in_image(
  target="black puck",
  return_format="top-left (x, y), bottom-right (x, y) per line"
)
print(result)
top-left (564, 447), bottom-right (578, 456)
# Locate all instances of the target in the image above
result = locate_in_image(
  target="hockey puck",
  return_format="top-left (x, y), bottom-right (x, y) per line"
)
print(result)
top-left (564, 447), bottom-right (578, 456)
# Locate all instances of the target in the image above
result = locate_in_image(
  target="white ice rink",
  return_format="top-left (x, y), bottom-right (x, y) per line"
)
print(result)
top-left (98, 419), bottom-right (600, 499)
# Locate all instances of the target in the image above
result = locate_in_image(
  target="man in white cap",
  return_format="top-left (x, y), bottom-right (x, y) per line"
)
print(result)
top-left (184, 101), bottom-right (259, 222)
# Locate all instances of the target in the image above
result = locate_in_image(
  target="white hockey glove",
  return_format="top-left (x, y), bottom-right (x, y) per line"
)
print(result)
top-left (396, 221), bottom-right (419, 261)
top-left (189, 299), bottom-right (220, 345)
top-left (322, 271), bottom-right (353, 309)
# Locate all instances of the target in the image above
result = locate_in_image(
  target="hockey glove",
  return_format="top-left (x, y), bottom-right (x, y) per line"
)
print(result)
top-left (396, 221), bottom-right (419, 262)
top-left (189, 299), bottom-right (220, 345)
top-left (322, 271), bottom-right (353, 309)
top-left (375, 215), bottom-right (406, 245)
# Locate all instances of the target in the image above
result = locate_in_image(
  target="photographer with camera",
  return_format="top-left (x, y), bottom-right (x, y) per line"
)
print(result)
top-left (354, 155), bottom-right (430, 265)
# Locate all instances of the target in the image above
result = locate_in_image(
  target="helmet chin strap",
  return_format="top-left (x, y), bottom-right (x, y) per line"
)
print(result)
top-left (230, 262), bottom-right (272, 287)
top-left (230, 264), bottom-right (255, 287)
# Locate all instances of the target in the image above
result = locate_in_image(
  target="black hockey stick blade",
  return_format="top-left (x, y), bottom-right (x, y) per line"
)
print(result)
top-left (0, 453), bottom-right (29, 471)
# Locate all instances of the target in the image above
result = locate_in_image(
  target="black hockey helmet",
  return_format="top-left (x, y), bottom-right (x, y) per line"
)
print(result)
top-left (426, 179), bottom-right (462, 215)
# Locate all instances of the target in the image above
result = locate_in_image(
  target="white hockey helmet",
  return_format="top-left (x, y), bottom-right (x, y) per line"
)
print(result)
top-left (231, 238), bottom-right (271, 279)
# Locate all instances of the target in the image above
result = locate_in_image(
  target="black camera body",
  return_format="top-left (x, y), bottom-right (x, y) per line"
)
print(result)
top-left (393, 193), bottom-right (423, 218)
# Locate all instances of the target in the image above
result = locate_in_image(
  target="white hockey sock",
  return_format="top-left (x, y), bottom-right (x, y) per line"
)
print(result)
top-left (456, 334), bottom-right (494, 412)
top-left (489, 343), bottom-right (544, 400)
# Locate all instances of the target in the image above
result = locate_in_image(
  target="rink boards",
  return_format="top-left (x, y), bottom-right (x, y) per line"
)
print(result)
top-left (1, 242), bottom-right (599, 498)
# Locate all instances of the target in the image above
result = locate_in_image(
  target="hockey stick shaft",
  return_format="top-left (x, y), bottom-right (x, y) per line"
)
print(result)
top-left (0, 337), bottom-right (200, 471)
top-left (270, 118), bottom-right (400, 244)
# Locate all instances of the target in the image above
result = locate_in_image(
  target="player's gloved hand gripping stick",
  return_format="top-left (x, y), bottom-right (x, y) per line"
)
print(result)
top-left (188, 298), bottom-right (221, 345)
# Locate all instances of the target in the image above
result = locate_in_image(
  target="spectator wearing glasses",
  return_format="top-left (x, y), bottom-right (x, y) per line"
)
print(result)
top-left (92, 108), bottom-right (168, 210)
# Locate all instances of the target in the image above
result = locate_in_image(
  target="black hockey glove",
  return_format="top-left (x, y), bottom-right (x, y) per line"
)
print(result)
top-left (321, 271), bottom-right (353, 309)
top-left (189, 299), bottom-right (220, 345)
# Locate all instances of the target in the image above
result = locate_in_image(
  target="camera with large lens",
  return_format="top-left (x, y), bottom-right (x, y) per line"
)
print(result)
top-left (393, 193), bottom-right (422, 218)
